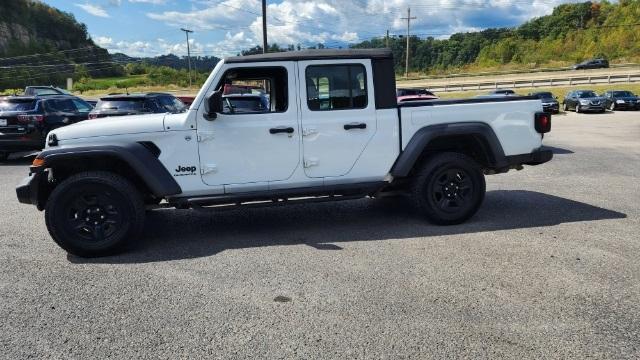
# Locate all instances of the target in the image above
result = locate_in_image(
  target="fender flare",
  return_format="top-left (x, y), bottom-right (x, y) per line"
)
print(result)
top-left (37, 142), bottom-right (182, 197)
top-left (391, 122), bottom-right (508, 177)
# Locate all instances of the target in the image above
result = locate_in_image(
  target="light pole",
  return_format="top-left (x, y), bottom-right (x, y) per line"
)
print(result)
top-left (262, 0), bottom-right (268, 53)
top-left (180, 28), bottom-right (194, 87)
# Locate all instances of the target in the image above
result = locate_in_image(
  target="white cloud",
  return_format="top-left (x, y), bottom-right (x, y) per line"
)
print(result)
top-left (105, 0), bottom-right (579, 57)
top-left (94, 36), bottom-right (113, 47)
top-left (75, 2), bottom-right (110, 18)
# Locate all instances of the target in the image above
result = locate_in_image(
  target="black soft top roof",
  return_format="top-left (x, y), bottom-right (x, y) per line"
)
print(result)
top-left (225, 49), bottom-right (393, 64)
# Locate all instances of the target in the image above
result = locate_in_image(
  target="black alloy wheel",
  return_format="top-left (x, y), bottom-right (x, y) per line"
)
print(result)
top-left (45, 171), bottom-right (145, 257)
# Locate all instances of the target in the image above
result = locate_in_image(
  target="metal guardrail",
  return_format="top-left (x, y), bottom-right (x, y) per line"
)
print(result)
top-left (410, 63), bottom-right (640, 81)
top-left (427, 73), bottom-right (640, 92)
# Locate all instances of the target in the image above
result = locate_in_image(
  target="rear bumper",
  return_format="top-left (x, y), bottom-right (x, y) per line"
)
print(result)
top-left (0, 138), bottom-right (43, 152)
top-left (505, 147), bottom-right (553, 167)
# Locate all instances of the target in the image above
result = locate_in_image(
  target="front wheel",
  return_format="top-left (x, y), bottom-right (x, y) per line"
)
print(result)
top-left (45, 171), bottom-right (145, 257)
top-left (562, 103), bottom-right (568, 112)
top-left (576, 104), bottom-right (581, 113)
top-left (609, 102), bottom-right (615, 111)
top-left (411, 152), bottom-right (486, 225)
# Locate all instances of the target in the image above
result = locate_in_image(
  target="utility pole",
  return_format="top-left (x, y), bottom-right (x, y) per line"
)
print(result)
top-left (262, 0), bottom-right (268, 53)
top-left (386, 29), bottom-right (389, 48)
top-left (180, 28), bottom-right (194, 87)
top-left (401, 7), bottom-right (416, 78)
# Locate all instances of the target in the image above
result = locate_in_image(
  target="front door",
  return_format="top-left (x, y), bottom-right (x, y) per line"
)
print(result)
top-left (196, 64), bottom-right (300, 187)
top-left (297, 60), bottom-right (376, 178)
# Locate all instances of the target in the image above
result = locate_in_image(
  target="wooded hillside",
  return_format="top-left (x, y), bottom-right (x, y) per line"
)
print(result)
top-left (353, 1), bottom-right (640, 74)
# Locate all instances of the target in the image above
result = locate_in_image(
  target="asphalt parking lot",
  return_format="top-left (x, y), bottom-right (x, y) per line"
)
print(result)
top-left (1, 111), bottom-right (639, 359)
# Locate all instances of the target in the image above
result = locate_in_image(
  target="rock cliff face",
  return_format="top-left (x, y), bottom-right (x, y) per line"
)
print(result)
top-left (0, 0), bottom-right (96, 57)
top-left (0, 22), bottom-right (32, 53)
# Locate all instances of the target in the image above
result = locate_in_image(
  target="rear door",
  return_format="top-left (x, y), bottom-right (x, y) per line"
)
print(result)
top-left (297, 60), bottom-right (376, 178)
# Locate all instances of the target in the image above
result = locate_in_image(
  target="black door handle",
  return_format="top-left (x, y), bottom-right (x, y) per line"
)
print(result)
top-left (269, 126), bottom-right (294, 134)
top-left (344, 123), bottom-right (367, 130)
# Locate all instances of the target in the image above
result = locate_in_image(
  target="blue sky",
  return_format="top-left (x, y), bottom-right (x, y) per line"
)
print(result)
top-left (41, 0), bottom-right (578, 58)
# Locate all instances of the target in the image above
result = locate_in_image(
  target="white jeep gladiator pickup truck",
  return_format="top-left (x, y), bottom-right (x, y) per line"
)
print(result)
top-left (16, 49), bottom-right (552, 257)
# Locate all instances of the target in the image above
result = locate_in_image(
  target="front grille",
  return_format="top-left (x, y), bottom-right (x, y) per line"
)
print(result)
top-left (590, 100), bottom-right (601, 105)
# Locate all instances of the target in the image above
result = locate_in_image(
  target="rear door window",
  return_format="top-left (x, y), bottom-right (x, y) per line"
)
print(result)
top-left (305, 64), bottom-right (368, 111)
top-left (46, 99), bottom-right (78, 112)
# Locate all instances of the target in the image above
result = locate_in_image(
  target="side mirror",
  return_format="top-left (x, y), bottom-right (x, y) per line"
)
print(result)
top-left (204, 90), bottom-right (223, 120)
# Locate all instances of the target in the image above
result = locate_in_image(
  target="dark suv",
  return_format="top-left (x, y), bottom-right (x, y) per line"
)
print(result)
top-left (602, 90), bottom-right (639, 111)
top-left (0, 95), bottom-right (93, 160)
top-left (529, 91), bottom-right (559, 113)
top-left (88, 93), bottom-right (186, 119)
top-left (562, 90), bottom-right (606, 113)
top-left (572, 58), bottom-right (609, 70)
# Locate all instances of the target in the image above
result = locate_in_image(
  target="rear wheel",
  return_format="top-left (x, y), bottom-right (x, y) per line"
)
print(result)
top-left (45, 171), bottom-right (145, 257)
top-left (411, 152), bottom-right (486, 225)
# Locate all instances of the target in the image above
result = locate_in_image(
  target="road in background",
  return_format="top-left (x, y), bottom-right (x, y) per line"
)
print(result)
top-left (1, 111), bottom-right (639, 358)
top-left (398, 66), bottom-right (640, 92)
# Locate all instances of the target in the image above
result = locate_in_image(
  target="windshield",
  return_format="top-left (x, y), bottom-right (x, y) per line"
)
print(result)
top-left (535, 92), bottom-right (553, 99)
top-left (0, 99), bottom-right (37, 111)
top-left (613, 91), bottom-right (634, 97)
top-left (577, 91), bottom-right (597, 98)
top-left (96, 99), bottom-right (146, 111)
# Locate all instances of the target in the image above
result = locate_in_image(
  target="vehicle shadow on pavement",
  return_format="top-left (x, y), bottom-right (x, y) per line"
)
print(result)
top-left (69, 190), bottom-right (626, 264)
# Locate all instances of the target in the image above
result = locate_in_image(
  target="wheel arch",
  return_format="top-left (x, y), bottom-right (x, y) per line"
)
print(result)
top-left (390, 122), bottom-right (507, 177)
top-left (36, 143), bottom-right (181, 207)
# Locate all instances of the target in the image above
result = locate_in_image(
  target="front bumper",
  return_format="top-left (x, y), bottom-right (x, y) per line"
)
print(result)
top-left (16, 169), bottom-right (49, 210)
top-left (505, 147), bottom-right (553, 167)
top-left (542, 103), bottom-right (559, 113)
top-left (613, 102), bottom-right (640, 110)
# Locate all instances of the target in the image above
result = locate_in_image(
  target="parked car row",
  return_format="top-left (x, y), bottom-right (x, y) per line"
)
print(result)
top-left (0, 89), bottom-right (187, 161)
top-left (562, 89), bottom-right (640, 113)
top-left (477, 87), bottom-right (638, 114)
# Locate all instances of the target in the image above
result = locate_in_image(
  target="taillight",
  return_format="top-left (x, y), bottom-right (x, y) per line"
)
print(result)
top-left (535, 112), bottom-right (551, 133)
top-left (88, 114), bottom-right (98, 119)
top-left (17, 114), bottom-right (44, 123)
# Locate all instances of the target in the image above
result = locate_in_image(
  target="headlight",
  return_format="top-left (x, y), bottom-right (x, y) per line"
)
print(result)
top-left (616, 100), bottom-right (625, 104)
top-left (579, 100), bottom-right (589, 105)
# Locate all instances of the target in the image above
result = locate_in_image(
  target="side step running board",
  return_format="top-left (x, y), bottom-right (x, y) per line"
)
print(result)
top-left (169, 181), bottom-right (387, 210)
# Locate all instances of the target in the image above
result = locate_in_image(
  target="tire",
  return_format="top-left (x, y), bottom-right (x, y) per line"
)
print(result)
top-left (0, 152), bottom-right (8, 161)
top-left (562, 103), bottom-right (568, 112)
top-left (45, 171), bottom-right (145, 257)
top-left (609, 102), bottom-right (615, 111)
top-left (410, 152), bottom-right (486, 225)
top-left (575, 104), bottom-right (581, 113)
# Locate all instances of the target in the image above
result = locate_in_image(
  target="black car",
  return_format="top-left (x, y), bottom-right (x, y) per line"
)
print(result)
top-left (602, 90), bottom-right (640, 111)
top-left (572, 58), bottom-right (609, 70)
top-left (88, 93), bottom-right (187, 119)
top-left (529, 91), bottom-right (560, 114)
top-left (0, 95), bottom-right (93, 160)
top-left (562, 90), bottom-right (606, 113)
top-left (487, 89), bottom-right (517, 96)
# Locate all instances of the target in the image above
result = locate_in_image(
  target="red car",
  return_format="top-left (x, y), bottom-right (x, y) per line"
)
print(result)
top-left (397, 88), bottom-right (438, 103)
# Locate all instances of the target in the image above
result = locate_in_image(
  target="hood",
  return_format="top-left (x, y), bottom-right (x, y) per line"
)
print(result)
top-left (578, 96), bottom-right (605, 102)
top-left (51, 113), bottom-right (166, 141)
top-left (540, 98), bottom-right (558, 104)
top-left (613, 96), bottom-right (639, 101)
